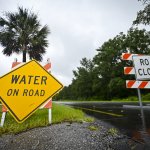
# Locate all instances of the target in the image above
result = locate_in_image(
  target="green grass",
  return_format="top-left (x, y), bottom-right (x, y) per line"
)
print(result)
top-left (52, 103), bottom-right (93, 123)
top-left (107, 128), bottom-right (118, 136)
top-left (58, 98), bottom-right (150, 103)
top-left (0, 103), bottom-right (93, 135)
top-left (58, 100), bottom-right (141, 103)
top-left (57, 94), bottom-right (150, 102)
top-left (88, 125), bottom-right (99, 131)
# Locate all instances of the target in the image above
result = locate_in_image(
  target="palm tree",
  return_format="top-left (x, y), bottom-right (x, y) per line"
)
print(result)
top-left (0, 7), bottom-right (50, 62)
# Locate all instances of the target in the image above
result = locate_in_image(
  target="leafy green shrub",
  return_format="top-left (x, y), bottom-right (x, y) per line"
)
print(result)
top-left (108, 128), bottom-right (118, 136)
top-left (142, 93), bottom-right (150, 101)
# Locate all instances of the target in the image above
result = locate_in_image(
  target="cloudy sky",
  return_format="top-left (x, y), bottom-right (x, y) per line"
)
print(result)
top-left (0, 0), bottom-right (146, 86)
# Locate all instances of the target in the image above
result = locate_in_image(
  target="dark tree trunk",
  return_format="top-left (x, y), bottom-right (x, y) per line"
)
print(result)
top-left (23, 50), bottom-right (26, 62)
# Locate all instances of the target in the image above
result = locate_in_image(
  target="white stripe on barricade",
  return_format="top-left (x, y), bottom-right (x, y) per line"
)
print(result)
top-left (124, 67), bottom-right (135, 75)
top-left (126, 80), bottom-right (150, 89)
top-left (121, 53), bottom-right (142, 61)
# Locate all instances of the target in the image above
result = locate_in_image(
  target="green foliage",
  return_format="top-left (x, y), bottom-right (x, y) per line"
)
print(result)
top-left (53, 2), bottom-right (150, 101)
top-left (93, 28), bottom-right (150, 99)
top-left (55, 58), bottom-right (96, 100)
top-left (52, 103), bottom-right (89, 123)
top-left (88, 125), bottom-right (99, 131)
top-left (55, 27), bottom-right (150, 101)
top-left (142, 93), bottom-right (150, 100)
top-left (107, 128), bottom-right (118, 136)
top-left (108, 77), bottom-right (127, 98)
top-left (134, 0), bottom-right (150, 25)
top-left (0, 7), bottom-right (50, 62)
top-left (138, 0), bottom-right (150, 3)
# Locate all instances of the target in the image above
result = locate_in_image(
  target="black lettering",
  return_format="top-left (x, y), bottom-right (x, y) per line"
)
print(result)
top-left (138, 69), bottom-right (142, 76)
top-left (147, 68), bottom-right (150, 75)
top-left (29, 89), bottom-right (34, 96)
top-left (140, 58), bottom-right (149, 66)
top-left (34, 76), bottom-right (40, 85)
top-left (13, 89), bottom-right (19, 96)
top-left (41, 76), bottom-right (47, 85)
top-left (34, 89), bottom-right (39, 96)
top-left (23, 89), bottom-right (28, 96)
top-left (143, 69), bottom-right (147, 75)
top-left (140, 59), bottom-right (144, 65)
top-left (11, 75), bottom-right (20, 84)
top-left (145, 59), bottom-right (149, 65)
top-left (40, 90), bottom-right (45, 96)
top-left (7, 89), bottom-right (13, 96)
top-left (28, 75), bottom-right (33, 84)
top-left (19, 75), bottom-right (26, 84)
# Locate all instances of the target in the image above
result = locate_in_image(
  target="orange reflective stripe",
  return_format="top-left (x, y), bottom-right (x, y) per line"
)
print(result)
top-left (44, 63), bottom-right (51, 70)
top-left (124, 67), bottom-right (133, 74)
top-left (12, 62), bottom-right (21, 68)
top-left (123, 53), bottom-right (131, 60)
top-left (44, 100), bottom-right (52, 108)
top-left (139, 81), bottom-right (148, 88)
top-left (127, 80), bottom-right (135, 88)
top-left (2, 105), bottom-right (7, 112)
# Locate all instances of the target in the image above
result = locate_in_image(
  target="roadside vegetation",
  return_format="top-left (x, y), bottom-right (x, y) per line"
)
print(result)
top-left (107, 128), bottom-right (118, 136)
top-left (0, 103), bottom-right (93, 135)
top-left (55, 0), bottom-right (150, 102)
top-left (57, 93), bottom-right (150, 102)
top-left (0, 7), bottom-right (49, 62)
top-left (88, 125), bottom-right (99, 131)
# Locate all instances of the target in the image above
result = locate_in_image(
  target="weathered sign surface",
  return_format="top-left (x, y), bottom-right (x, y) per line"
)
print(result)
top-left (0, 60), bottom-right (63, 123)
top-left (132, 55), bottom-right (150, 80)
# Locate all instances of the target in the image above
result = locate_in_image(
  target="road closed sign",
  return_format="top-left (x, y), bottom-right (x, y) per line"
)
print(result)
top-left (132, 55), bottom-right (150, 80)
top-left (0, 60), bottom-right (63, 123)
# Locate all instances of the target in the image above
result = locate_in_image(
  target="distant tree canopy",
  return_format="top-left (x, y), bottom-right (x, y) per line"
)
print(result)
top-left (55, 1), bottom-right (150, 101)
top-left (134, 0), bottom-right (150, 25)
top-left (138, 0), bottom-right (150, 4)
top-left (55, 28), bottom-right (150, 100)
top-left (0, 7), bottom-right (50, 62)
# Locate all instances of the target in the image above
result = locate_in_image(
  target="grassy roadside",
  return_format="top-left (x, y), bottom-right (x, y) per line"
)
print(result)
top-left (0, 103), bottom-right (93, 135)
top-left (57, 100), bottom-right (150, 103)
top-left (56, 94), bottom-right (150, 102)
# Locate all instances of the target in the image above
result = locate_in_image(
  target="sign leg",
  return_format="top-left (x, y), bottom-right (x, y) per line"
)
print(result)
top-left (137, 88), bottom-right (143, 108)
top-left (137, 88), bottom-right (146, 130)
top-left (48, 108), bottom-right (52, 124)
top-left (0, 112), bottom-right (6, 127)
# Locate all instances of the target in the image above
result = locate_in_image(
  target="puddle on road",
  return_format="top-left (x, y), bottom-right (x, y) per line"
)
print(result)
top-left (65, 102), bottom-right (150, 144)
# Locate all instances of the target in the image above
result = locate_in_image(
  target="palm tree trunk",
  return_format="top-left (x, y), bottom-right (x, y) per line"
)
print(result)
top-left (23, 50), bottom-right (26, 62)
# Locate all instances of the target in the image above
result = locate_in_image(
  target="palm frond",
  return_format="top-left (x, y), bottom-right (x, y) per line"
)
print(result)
top-left (0, 7), bottom-right (50, 62)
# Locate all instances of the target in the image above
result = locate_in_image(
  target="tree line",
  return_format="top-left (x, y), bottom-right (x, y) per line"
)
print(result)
top-left (55, 0), bottom-right (150, 100)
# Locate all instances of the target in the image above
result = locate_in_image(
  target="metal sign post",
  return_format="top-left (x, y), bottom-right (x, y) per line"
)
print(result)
top-left (137, 88), bottom-right (143, 109)
top-left (122, 53), bottom-right (148, 133)
top-left (0, 112), bottom-right (6, 127)
top-left (48, 108), bottom-right (52, 124)
top-left (132, 55), bottom-right (150, 111)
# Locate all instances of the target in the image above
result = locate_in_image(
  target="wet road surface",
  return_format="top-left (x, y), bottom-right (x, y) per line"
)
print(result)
top-left (61, 102), bottom-right (150, 144)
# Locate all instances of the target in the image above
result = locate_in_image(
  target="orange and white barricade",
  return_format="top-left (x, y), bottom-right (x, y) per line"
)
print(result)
top-left (40, 99), bottom-right (52, 124)
top-left (122, 53), bottom-right (150, 89)
top-left (122, 52), bottom-right (147, 109)
top-left (121, 53), bottom-right (142, 61)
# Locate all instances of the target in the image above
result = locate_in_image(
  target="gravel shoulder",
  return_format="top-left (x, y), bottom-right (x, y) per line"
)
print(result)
top-left (0, 119), bottom-right (147, 150)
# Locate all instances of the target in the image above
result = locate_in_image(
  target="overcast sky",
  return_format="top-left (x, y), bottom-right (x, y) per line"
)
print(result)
top-left (0, 0), bottom-right (146, 86)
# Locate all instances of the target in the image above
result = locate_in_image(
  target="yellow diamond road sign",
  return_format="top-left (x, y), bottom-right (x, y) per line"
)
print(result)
top-left (0, 60), bottom-right (63, 123)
